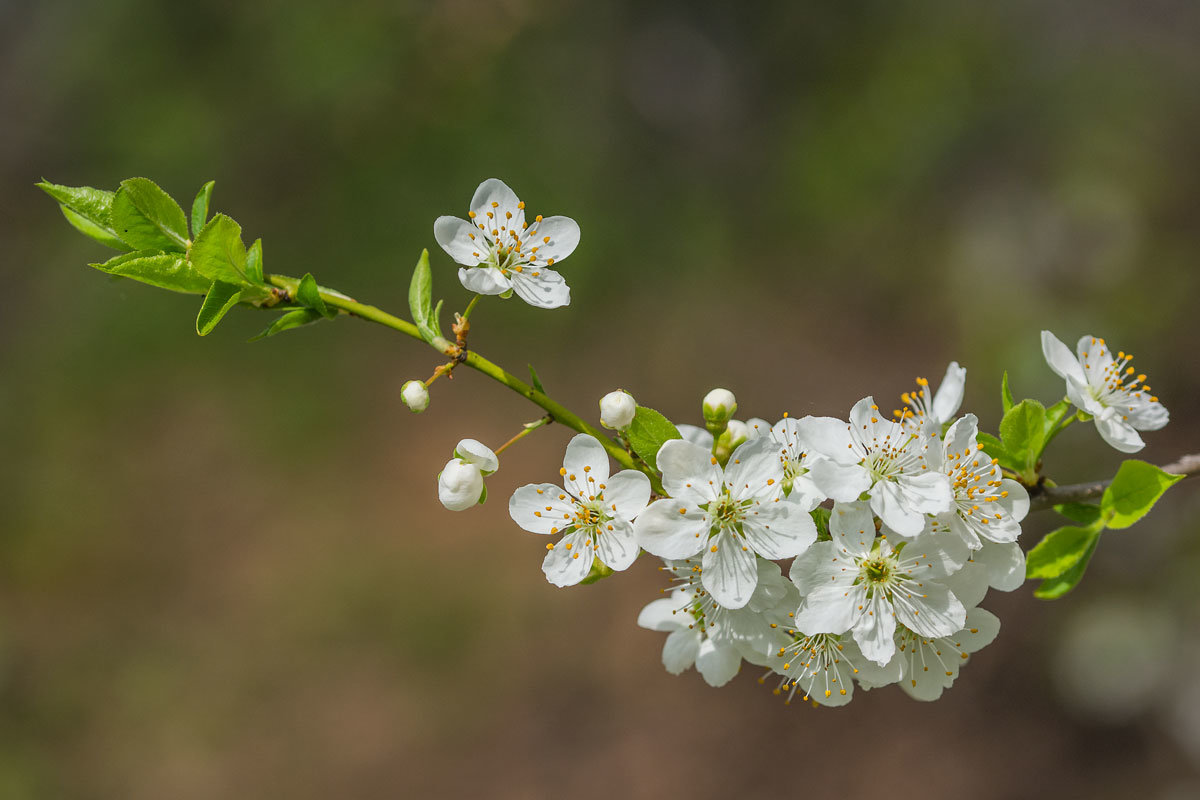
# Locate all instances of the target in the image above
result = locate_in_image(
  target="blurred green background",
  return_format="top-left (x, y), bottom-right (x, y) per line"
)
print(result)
top-left (3, 1), bottom-right (1200, 797)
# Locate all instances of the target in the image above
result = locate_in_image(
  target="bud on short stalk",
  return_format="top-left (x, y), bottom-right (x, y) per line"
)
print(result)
top-left (402, 380), bottom-right (429, 413)
top-left (712, 419), bottom-right (749, 466)
top-left (599, 390), bottom-right (637, 430)
top-left (702, 388), bottom-right (737, 437)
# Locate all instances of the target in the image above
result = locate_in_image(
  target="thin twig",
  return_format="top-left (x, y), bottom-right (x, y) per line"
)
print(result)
top-left (1030, 452), bottom-right (1200, 511)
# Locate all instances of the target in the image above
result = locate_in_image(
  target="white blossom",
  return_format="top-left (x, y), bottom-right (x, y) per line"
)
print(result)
top-left (434, 178), bottom-right (579, 309)
top-left (804, 397), bottom-right (953, 536)
top-left (895, 361), bottom-right (966, 437)
top-left (509, 434), bottom-right (650, 586)
top-left (864, 607), bottom-right (1001, 701)
top-left (437, 439), bottom-right (498, 511)
top-left (635, 437), bottom-right (817, 609)
top-left (1042, 330), bottom-right (1168, 453)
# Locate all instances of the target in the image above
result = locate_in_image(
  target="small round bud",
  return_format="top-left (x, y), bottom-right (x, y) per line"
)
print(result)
top-left (724, 419), bottom-right (749, 449)
top-left (702, 388), bottom-right (738, 424)
top-left (401, 380), bottom-right (429, 413)
top-left (438, 458), bottom-right (484, 511)
top-left (599, 390), bottom-right (637, 430)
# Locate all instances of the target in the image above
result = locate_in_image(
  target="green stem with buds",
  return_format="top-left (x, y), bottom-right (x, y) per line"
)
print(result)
top-left (266, 274), bottom-right (665, 494)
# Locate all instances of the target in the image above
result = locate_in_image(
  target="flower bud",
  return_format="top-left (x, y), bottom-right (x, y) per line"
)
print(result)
top-left (599, 390), bottom-right (637, 430)
top-left (401, 380), bottom-right (429, 413)
top-left (454, 438), bottom-right (499, 476)
top-left (713, 419), bottom-right (749, 466)
top-left (703, 387), bottom-right (738, 436)
top-left (438, 458), bottom-right (484, 511)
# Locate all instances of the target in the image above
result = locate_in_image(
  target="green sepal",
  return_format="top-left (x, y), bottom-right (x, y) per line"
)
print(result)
top-left (477, 483), bottom-right (488, 505)
top-left (249, 308), bottom-right (324, 341)
top-left (190, 214), bottom-right (248, 285)
top-left (90, 249), bottom-right (211, 294)
top-left (196, 280), bottom-right (243, 336)
top-left (295, 273), bottom-right (335, 319)
top-left (245, 239), bottom-right (264, 285)
top-left (38, 181), bottom-right (128, 251)
top-left (627, 406), bottom-right (682, 473)
top-left (528, 364), bottom-right (547, 394)
top-left (580, 558), bottom-right (615, 585)
top-left (811, 507), bottom-right (831, 541)
top-left (1034, 535), bottom-right (1099, 599)
top-left (1025, 522), bottom-right (1102, 580)
top-left (191, 180), bottom-right (215, 237)
top-left (1001, 371), bottom-right (1015, 414)
top-left (408, 249), bottom-right (440, 343)
top-left (499, 288), bottom-right (514, 299)
top-left (1101, 460), bottom-right (1184, 530)
top-left (111, 178), bottom-right (189, 252)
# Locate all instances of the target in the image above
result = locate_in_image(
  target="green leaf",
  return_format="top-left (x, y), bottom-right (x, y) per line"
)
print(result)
top-left (1100, 460), bottom-right (1184, 530)
top-left (90, 249), bottom-right (211, 294)
top-left (528, 364), bottom-right (547, 394)
top-left (811, 507), bottom-right (831, 540)
top-left (196, 280), bottom-right (243, 336)
top-left (245, 239), bottom-right (264, 284)
top-left (1001, 371), bottom-right (1014, 414)
top-left (296, 273), bottom-right (335, 319)
top-left (1043, 398), bottom-right (1073, 440)
top-left (190, 214), bottom-right (248, 284)
top-left (580, 558), bottom-right (615, 585)
top-left (1034, 536), bottom-right (1099, 599)
top-left (38, 180), bottom-right (127, 250)
top-left (1026, 523), bottom-right (1102, 579)
top-left (111, 178), bottom-right (189, 252)
top-left (191, 180), bottom-right (214, 237)
top-left (249, 308), bottom-right (324, 341)
top-left (999, 399), bottom-right (1046, 478)
top-left (1054, 502), bottom-right (1103, 527)
top-left (976, 431), bottom-right (1013, 467)
top-left (627, 406), bottom-right (682, 473)
top-left (408, 249), bottom-right (438, 342)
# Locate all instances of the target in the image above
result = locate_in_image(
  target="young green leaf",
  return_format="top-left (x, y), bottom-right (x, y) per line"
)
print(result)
top-left (528, 364), bottom-right (547, 394)
top-left (627, 406), bottom-right (682, 473)
top-left (91, 249), bottom-right (211, 294)
top-left (408, 249), bottom-right (438, 343)
top-left (196, 280), bottom-right (243, 336)
top-left (295, 273), bottom-right (335, 319)
top-left (1026, 523), bottom-right (1102, 579)
top-left (1100, 460), bottom-right (1184, 529)
top-left (245, 239), bottom-right (264, 284)
top-left (38, 180), bottom-right (128, 250)
top-left (190, 214), bottom-right (248, 284)
top-left (1053, 502), bottom-right (1103, 527)
top-left (999, 399), bottom-right (1046, 478)
top-left (1034, 536), bottom-right (1099, 599)
top-left (976, 431), bottom-right (1014, 469)
top-left (1001, 371), bottom-right (1014, 414)
top-left (111, 178), bottom-right (189, 252)
top-left (249, 308), bottom-right (324, 341)
top-left (191, 180), bottom-right (215, 237)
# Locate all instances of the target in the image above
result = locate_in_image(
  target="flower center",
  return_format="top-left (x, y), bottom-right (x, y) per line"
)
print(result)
top-left (704, 490), bottom-right (749, 534)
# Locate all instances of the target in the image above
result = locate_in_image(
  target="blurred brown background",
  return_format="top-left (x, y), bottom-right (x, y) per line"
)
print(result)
top-left (3, 1), bottom-right (1200, 797)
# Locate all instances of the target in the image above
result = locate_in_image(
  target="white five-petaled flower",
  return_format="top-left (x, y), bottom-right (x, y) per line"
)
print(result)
top-left (894, 361), bottom-right (966, 438)
top-left (766, 631), bottom-right (886, 707)
top-left (804, 397), bottom-right (953, 536)
top-left (434, 178), bottom-right (580, 309)
top-left (789, 501), bottom-right (967, 666)
top-left (636, 557), bottom-right (794, 687)
top-left (769, 416), bottom-right (834, 508)
top-left (930, 414), bottom-right (1030, 550)
top-left (509, 434), bottom-right (650, 587)
top-left (634, 437), bottom-right (817, 609)
top-left (1041, 330), bottom-right (1169, 453)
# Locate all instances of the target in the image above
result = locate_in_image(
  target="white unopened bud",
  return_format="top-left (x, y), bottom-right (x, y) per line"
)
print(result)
top-left (599, 390), bottom-right (637, 430)
top-left (401, 380), bottom-right (429, 413)
top-left (702, 388), bottom-right (737, 422)
top-left (438, 458), bottom-right (484, 511)
top-left (454, 438), bottom-right (499, 476)
top-left (724, 419), bottom-right (749, 448)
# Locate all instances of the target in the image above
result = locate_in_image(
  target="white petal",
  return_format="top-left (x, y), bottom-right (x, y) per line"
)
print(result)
top-left (809, 459), bottom-right (872, 503)
top-left (562, 433), bottom-right (610, 486)
top-left (695, 639), bottom-right (742, 687)
top-left (455, 438), bottom-right (499, 474)
top-left (677, 424), bottom-right (714, 450)
top-left (870, 481), bottom-right (926, 538)
top-left (896, 471), bottom-right (953, 514)
top-left (999, 478), bottom-right (1030, 524)
top-left (744, 418), bottom-right (772, 439)
top-left (469, 178), bottom-right (525, 231)
top-left (1042, 330), bottom-right (1088, 386)
top-left (795, 416), bottom-right (859, 465)
top-left (976, 540), bottom-right (1026, 592)
top-left (634, 498), bottom-right (707, 559)
top-left (724, 436), bottom-right (785, 501)
top-left (943, 414), bottom-right (978, 458)
top-left (701, 530), bottom-right (758, 609)
top-left (788, 541), bottom-right (842, 595)
top-left (524, 215), bottom-right (580, 263)
top-left (637, 596), bottom-right (685, 632)
top-left (828, 501), bottom-right (877, 558)
top-left (656, 439), bottom-right (721, 502)
top-left (854, 648), bottom-right (904, 689)
top-left (541, 530), bottom-right (594, 587)
top-left (852, 594), bottom-right (897, 666)
top-left (662, 628), bottom-right (700, 674)
top-left (931, 361), bottom-right (966, 423)
top-left (742, 502), bottom-right (816, 560)
top-left (510, 266), bottom-right (570, 309)
top-left (457, 266), bottom-right (510, 295)
top-left (895, 581), bottom-right (966, 638)
top-left (508, 483), bottom-right (575, 534)
top-left (957, 607), bottom-right (1001, 652)
top-left (1094, 409), bottom-right (1145, 453)
top-left (940, 560), bottom-right (989, 609)
top-left (437, 459), bottom-right (483, 511)
top-left (595, 517), bottom-right (639, 571)
top-left (795, 584), bottom-right (863, 635)
top-left (1125, 395), bottom-right (1169, 431)
top-left (433, 216), bottom-right (484, 266)
top-left (601, 470), bottom-right (651, 521)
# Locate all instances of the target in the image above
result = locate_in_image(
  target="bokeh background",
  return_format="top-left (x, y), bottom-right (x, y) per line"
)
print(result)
top-left (3, 1), bottom-right (1200, 797)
